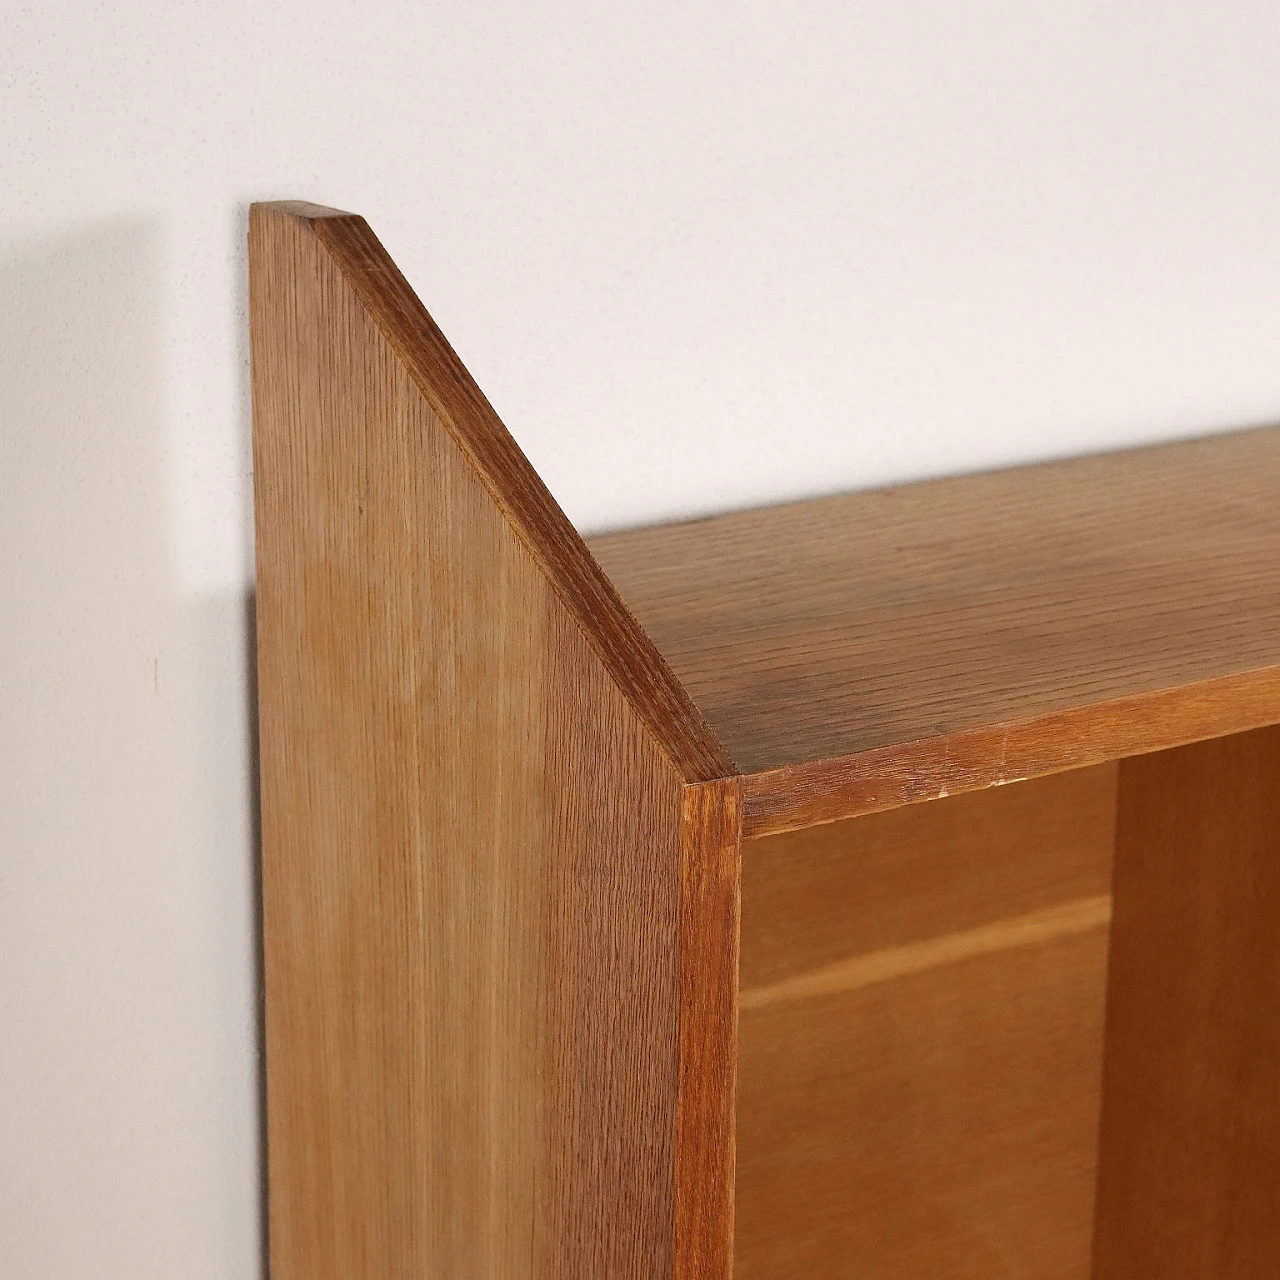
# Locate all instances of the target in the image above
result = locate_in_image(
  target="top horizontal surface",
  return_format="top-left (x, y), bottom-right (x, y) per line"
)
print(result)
top-left (588, 426), bottom-right (1280, 777)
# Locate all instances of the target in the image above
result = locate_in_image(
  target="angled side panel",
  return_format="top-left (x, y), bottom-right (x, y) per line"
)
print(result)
top-left (280, 201), bottom-right (733, 787)
top-left (250, 204), bottom-right (739, 1278)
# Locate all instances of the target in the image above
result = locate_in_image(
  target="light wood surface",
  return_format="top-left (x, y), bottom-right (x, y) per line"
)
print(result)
top-left (1093, 726), bottom-right (1280, 1277)
top-left (590, 429), bottom-right (1280, 832)
top-left (251, 203), bottom-right (739, 1279)
top-left (736, 771), bottom-right (1116, 1279)
top-left (283, 202), bottom-right (731, 785)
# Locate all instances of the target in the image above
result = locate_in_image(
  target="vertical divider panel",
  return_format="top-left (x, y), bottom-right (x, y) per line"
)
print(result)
top-left (1093, 725), bottom-right (1280, 1277)
top-left (250, 203), bottom-right (739, 1279)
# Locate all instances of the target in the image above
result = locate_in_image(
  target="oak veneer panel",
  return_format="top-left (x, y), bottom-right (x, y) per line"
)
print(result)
top-left (251, 204), bottom-right (740, 1279)
top-left (736, 939), bottom-right (1109, 1280)
top-left (589, 430), bottom-right (1280, 832)
top-left (1093, 726), bottom-right (1280, 1277)
top-left (286, 202), bottom-right (732, 784)
top-left (735, 770), bottom-right (1115, 1279)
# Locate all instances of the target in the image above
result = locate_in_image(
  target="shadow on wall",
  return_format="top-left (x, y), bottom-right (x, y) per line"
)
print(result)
top-left (0, 222), bottom-right (265, 1277)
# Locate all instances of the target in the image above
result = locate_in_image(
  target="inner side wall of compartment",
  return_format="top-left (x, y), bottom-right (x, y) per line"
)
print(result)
top-left (734, 764), bottom-right (1119, 1280)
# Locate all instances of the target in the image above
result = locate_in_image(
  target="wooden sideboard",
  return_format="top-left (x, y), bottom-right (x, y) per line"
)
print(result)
top-left (250, 200), bottom-right (1280, 1279)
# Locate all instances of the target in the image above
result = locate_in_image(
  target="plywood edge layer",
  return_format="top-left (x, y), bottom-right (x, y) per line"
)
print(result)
top-left (249, 200), bottom-right (735, 785)
top-left (743, 665), bottom-right (1280, 837)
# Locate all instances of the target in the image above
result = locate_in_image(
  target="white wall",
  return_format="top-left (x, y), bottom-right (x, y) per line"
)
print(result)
top-left (4, 2), bottom-right (1280, 1274)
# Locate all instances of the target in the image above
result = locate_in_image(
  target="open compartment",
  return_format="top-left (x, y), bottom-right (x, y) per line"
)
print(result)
top-left (736, 766), bottom-right (1115, 1278)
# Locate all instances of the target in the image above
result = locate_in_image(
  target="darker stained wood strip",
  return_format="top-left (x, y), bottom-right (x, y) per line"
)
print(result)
top-left (1094, 725), bottom-right (1280, 1277)
top-left (260, 201), bottom-right (734, 785)
top-left (675, 779), bottom-right (743, 1280)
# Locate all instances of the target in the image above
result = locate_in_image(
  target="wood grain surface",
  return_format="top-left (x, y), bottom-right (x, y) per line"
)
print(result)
top-left (736, 771), bottom-right (1116, 1279)
top-left (1093, 726), bottom-right (1280, 1278)
top-left (589, 429), bottom-right (1280, 831)
top-left (251, 203), bottom-right (739, 1279)
top-left (740, 667), bottom-right (1280, 836)
top-left (282, 200), bottom-right (733, 785)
